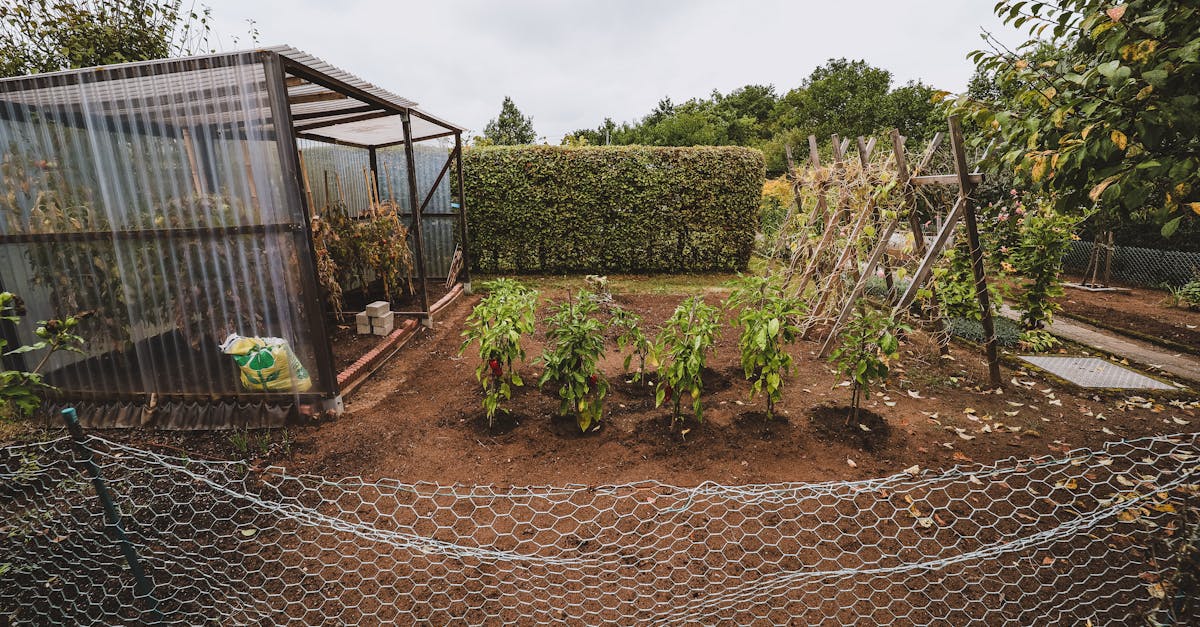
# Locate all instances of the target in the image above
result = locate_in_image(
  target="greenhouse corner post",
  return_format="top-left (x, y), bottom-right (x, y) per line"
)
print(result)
top-left (401, 113), bottom-right (432, 325)
top-left (260, 51), bottom-right (339, 398)
top-left (454, 132), bottom-right (472, 292)
top-left (61, 408), bottom-right (163, 624)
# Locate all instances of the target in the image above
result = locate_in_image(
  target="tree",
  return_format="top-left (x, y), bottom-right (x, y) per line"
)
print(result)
top-left (0, 0), bottom-right (214, 77)
top-left (951, 0), bottom-right (1200, 265)
top-left (483, 96), bottom-right (537, 145)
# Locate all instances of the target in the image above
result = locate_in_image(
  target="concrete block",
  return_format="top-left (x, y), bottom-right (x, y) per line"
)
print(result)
top-left (372, 311), bottom-right (395, 327)
top-left (355, 312), bottom-right (369, 326)
top-left (365, 300), bottom-right (390, 317)
top-left (356, 323), bottom-right (372, 335)
top-left (372, 320), bottom-right (394, 336)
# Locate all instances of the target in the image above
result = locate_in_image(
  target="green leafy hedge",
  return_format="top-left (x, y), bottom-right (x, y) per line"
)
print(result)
top-left (463, 145), bottom-right (764, 273)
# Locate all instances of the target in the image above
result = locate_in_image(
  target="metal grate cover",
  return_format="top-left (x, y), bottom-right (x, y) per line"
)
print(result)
top-left (1019, 356), bottom-right (1178, 390)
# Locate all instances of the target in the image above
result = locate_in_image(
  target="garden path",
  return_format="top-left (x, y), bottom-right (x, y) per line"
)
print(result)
top-left (999, 305), bottom-right (1200, 386)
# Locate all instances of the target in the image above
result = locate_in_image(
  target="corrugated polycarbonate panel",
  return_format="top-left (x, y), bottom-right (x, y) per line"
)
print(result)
top-left (0, 54), bottom-right (332, 401)
top-left (299, 140), bottom-right (458, 276)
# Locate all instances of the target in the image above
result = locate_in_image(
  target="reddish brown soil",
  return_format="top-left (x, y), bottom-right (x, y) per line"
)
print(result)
top-left (1059, 275), bottom-right (1200, 351)
top-left (328, 324), bottom-right (386, 372)
top-left (270, 289), bottom-right (1197, 486)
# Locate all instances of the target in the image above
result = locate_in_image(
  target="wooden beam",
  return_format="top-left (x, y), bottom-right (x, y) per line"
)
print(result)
top-left (287, 91), bottom-right (349, 105)
top-left (893, 197), bottom-right (965, 312)
top-left (293, 110), bottom-right (396, 132)
top-left (284, 77), bottom-right (309, 88)
top-left (912, 173), bottom-right (983, 186)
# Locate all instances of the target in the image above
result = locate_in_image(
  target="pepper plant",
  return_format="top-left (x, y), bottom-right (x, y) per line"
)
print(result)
top-left (459, 279), bottom-right (538, 426)
top-left (538, 291), bottom-right (609, 433)
top-left (607, 305), bottom-right (651, 382)
top-left (1, 292), bottom-right (85, 418)
top-left (827, 300), bottom-right (908, 429)
top-left (725, 275), bottom-right (806, 420)
top-left (653, 296), bottom-right (721, 426)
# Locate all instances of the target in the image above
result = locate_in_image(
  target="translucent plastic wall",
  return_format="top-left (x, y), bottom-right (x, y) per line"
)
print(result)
top-left (299, 140), bottom-right (458, 275)
top-left (0, 53), bottom-right (333, 421)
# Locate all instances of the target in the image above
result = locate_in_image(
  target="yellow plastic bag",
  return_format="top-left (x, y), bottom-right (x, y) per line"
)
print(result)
top-left (220, 334), bottom-right (313, 393)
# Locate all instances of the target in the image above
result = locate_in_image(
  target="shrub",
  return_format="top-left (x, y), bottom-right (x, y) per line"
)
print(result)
top-left (538, 291), bottom-right (609, 433)
top-left (827, 301), bottom-right (908, 429)
top-left (459, 279), bottom-right (538, 426)
top-left (726, 275), bottom-right (806, 420)
top-left (652, 296), bottom-right (721, 426)
top-left (463, 145), bottom-right (765, 274)
top-left (1014, 202), bottom-right (1084, 329)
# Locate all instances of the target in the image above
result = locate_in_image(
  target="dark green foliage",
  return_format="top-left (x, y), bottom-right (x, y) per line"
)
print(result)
top-left (463, 145), bottom-right (764, 274)
top-left (482, 96), bottom-right (537, 146)
top-left (0, 0), bottom-right (217, 77)
top-left (947, 316), bottom-right (1023, 347)
top-left (567, 59), bottom-right (946, 175)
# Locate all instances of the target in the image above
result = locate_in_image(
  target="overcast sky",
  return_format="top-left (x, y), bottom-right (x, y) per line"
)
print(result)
top-left (202, 0), bottom-right (1026, 142)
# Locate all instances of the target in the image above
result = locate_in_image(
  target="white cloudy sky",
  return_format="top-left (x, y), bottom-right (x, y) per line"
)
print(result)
top-left (201, 0), bottom-right (1026, 141)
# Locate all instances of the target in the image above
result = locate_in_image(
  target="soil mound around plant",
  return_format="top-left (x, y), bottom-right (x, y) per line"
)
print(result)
top-left (809, 404), bottom-right (892, 452)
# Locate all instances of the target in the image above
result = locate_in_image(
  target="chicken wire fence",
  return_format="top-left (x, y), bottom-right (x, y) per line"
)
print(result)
top-left (1062, 240), bottom-right (1200, 288)
top-left (2, 433), bottom-right (1198, 626)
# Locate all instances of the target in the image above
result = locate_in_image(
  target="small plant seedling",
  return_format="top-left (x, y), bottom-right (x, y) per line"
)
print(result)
top-left (538, 290), bottom-right (609, 433)
top-left (228, 428), bottom-right (250, 457)
top-left (460, 279), bottom-right (539, 426)
top-left (608, 306), bottom-right (652, 382)
top-left (653, 296), bottom-right (721, 426)
top-left (827, 300), bottom-right (908, 429)
top-left (726, 275), bottom-right (806, 420)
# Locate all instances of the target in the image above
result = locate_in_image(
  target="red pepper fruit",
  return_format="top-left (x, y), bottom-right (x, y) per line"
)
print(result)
top-left (488, 358), bottom-right (502, 376)
top-left (588, 374), bottom-right (598, 385)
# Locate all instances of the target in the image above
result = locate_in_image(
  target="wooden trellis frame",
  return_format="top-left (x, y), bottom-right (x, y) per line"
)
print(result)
top-left (783, 115), bottom-right (1003, 389)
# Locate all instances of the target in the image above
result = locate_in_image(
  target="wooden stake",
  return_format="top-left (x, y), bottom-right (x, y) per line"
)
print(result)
top-left (949, 115), bottom-right (1001, 389)
top-left (181, 128), bottom-right (204, 197)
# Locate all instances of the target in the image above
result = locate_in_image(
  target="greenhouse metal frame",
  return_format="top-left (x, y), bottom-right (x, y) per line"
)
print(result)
top-left (0, 46), bottom-right (468, 429)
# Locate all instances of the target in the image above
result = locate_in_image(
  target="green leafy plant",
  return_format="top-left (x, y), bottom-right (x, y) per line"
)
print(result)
top-left (652, 296), bottom-right (721, 426)
top-left (1, 292), bottom-right (85, 418)
top-left (827, 300), bottom-right (908, 428)
top-left (726, 275), bottom-right (806, 420)
top-left (227, 428), bottom-right (250, 457)
top-left (608, 306), bottom-right (652, 382)
top-left (1018, 329), bottom-right (1062, 353)
top-left (463, 145), bottom-right (764, 274)
top-left (1168, 279), bottom-right (1200, 310)
top-left (538, 291), bottom-right (609, 433)
top-left (1014, 201), bottom-right (1085, 329)
top-left (459, 279), bottom-right (538, 426)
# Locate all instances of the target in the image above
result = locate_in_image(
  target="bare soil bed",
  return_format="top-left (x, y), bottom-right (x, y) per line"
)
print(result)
top-left (261, 286), bottom-right (1196, 485)
top-left (1058, 275), bottom-right (1200, 352)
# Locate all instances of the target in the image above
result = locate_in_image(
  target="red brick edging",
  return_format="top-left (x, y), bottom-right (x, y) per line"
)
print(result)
top-left (335, 283), bottom-right (466, 397)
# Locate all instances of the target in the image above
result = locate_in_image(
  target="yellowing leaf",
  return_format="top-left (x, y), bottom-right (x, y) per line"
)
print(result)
top-left (1189, 202), bottom-right (1200, 217)
top-left (1111, 130), bottom-right (1128, 150)
top-left (1090, 175), bottom-right (1119, 202)
top-left (1107, 5), bottom-right (1126, 22)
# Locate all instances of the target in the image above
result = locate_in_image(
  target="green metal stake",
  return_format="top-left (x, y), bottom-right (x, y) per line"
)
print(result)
top-left (61, 408), bottom-right (163, 624)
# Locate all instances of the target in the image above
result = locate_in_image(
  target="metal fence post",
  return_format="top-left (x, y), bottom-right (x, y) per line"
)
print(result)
top-left (61, 408), bottom-right (162, 624)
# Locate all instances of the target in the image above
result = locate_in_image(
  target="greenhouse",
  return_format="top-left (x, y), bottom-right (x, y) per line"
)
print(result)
top-left (0, 46), bottom-right (468, 429)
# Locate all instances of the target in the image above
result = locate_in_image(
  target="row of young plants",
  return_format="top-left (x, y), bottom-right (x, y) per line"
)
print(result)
top-left (460, 277), bottom-right (904, 433)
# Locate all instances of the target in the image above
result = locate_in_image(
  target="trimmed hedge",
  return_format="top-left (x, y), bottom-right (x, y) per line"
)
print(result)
top-left (463, 145), bottom-right (764, 273)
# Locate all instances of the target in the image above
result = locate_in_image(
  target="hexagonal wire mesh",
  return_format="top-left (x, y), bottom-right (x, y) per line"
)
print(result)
top-left (1, 433), bottom-right (1197, 625)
